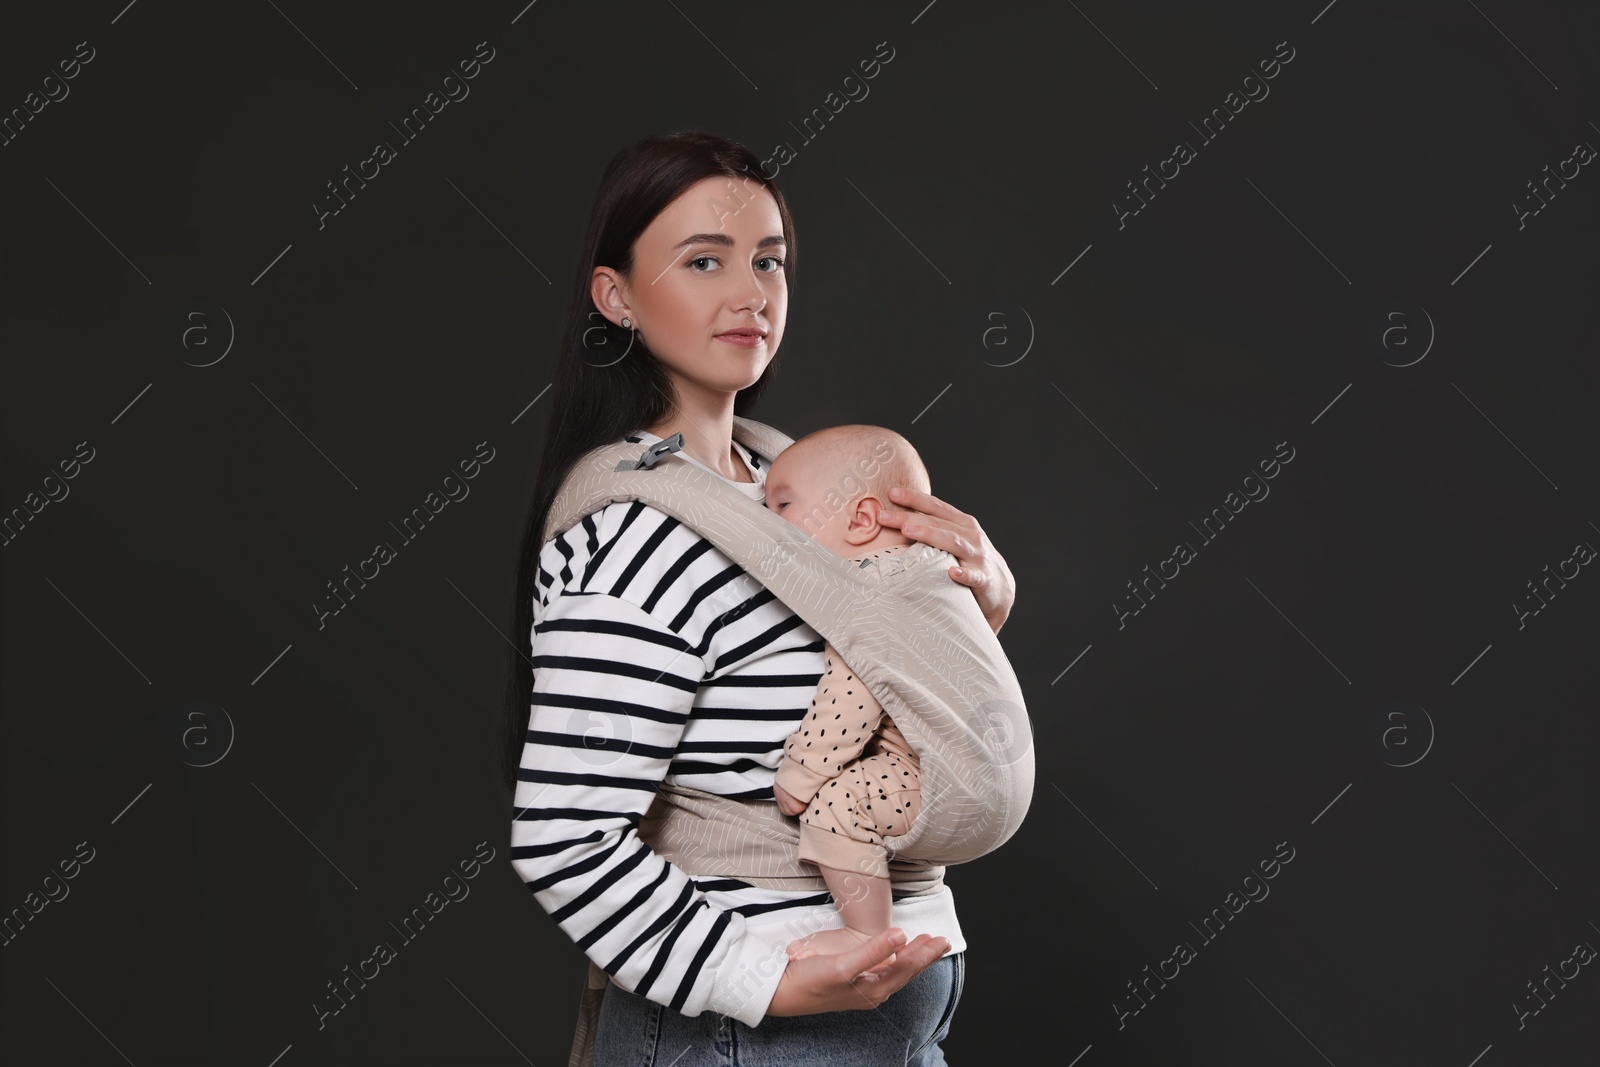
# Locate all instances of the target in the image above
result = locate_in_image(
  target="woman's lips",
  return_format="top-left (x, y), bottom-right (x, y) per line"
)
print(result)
top-left (715, 333), bottom-right (765, 348)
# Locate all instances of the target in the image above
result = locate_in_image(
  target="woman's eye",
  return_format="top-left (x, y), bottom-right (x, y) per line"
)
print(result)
top-left (688, 254), bottom-right (784, 272)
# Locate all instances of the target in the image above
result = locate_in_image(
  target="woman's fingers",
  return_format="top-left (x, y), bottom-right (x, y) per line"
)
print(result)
top-left (858, 951), bottom-right (897, 979)
top-left (852, 927), bottom-right (905, 969)
top-left (923, 521), bottom-right (977, 560)
top-left (878, 511), bottom-right (974, 559)
top-left (878, 492), bottom-right (967, 536)
top-left (770, 930), bottom-right (951, 1014)
top-left (887, 486), bottom-right (963, 521)
top-left (831, 928), bottom-right (901, 984)
top-left (849, 933), bottom-right (951, 996)
top-left (881, 489), bottom-right (979, 557)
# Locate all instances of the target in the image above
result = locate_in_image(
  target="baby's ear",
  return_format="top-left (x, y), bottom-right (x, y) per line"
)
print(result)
top-left (840, 497), bottom-right (877, 538)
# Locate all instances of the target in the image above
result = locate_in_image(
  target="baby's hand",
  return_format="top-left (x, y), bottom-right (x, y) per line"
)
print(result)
top-left (773, 782), bottom-right (807, 817)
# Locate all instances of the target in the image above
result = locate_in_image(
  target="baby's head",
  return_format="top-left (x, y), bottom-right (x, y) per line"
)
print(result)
top-left (765, 424), bottom-right (932, 557)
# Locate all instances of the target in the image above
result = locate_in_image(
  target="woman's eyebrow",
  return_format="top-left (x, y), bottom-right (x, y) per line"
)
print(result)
top-left (673, 233), bottom-right (786, 250)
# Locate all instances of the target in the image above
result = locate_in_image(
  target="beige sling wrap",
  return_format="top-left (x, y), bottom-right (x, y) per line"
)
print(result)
top-left (540, 416), bottom-right (1034, 1066)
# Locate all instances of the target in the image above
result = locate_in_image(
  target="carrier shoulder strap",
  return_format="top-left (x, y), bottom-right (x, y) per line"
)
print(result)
top-left (538, 416), bottom-right (1033, 867)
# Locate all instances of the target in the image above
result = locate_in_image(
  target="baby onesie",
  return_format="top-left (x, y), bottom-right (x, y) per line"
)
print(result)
top-left (773, 543), bottom-right (922, 880)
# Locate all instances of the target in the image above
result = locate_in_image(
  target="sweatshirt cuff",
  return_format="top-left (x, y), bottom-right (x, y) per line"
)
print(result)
top-left (774, 756), bottom-right (831, 806)
top-left (706, 925), bottom-right (789, 1027)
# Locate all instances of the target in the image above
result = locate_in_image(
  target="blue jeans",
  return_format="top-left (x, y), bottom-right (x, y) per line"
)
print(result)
top-left (593, 951), bottom-right (965, 1067)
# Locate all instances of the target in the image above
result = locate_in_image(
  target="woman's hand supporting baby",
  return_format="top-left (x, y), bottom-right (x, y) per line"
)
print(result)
top-left (877, 486), bottom-right (1017, 634)
top-left (765, 927), bottom-right (952, 1017)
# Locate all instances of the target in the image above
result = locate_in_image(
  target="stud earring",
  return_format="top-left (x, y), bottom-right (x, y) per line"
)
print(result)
top-left (621, 317), bottom-right (632, 329)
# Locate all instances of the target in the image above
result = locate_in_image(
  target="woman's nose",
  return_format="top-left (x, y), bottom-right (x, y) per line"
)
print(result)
top-left (732, 272), bottom-right (768, 313)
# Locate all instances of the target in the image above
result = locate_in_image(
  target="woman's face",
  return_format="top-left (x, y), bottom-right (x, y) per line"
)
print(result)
top-left (597, 175), bottom-right (788, 402)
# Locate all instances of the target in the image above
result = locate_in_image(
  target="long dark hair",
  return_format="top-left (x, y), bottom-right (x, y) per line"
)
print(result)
top-left (498, 130), bottom-right (799, 800)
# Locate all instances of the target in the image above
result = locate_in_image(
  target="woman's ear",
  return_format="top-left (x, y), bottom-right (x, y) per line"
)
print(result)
top-left (590, 266), bottom-right (631, 328)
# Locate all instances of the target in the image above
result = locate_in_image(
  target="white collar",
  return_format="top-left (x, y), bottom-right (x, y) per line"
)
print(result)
top-left (629, 430), bottom-right (768, 501)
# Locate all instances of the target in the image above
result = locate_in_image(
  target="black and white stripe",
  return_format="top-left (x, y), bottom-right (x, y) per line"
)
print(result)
top-left (510, 435), bottom-right (962, 1025)
top-left (512, 480), bottom-right (834, 1017)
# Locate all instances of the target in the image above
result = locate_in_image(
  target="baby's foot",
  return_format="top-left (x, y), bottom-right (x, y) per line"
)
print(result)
top-left (785, 925), bottom-right (882, 961)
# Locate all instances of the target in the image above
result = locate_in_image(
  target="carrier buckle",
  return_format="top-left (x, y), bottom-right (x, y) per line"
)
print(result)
top-left (615, 433), bottom-right (685, 471)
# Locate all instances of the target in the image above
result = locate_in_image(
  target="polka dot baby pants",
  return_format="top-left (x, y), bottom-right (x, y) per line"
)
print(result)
top-left (774, 642), bottom-right (922, 880)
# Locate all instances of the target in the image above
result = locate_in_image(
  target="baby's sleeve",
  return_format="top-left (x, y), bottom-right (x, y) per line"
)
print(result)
top-left (774, 641), bottom-right (881, 806)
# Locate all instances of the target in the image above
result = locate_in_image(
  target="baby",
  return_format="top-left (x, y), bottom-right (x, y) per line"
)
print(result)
top-left (765, 424), bottom-right (933, 962)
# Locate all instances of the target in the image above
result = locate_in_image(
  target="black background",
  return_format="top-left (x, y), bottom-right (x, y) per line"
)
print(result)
top-left (3, 1), bottom-right (1597, 1064)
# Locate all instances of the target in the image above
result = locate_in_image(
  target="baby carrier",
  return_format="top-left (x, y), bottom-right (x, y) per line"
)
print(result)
top-left (545, 416), bottom-right (1034, 1066)
top-left (540, 415), bottom-right (1034, 868)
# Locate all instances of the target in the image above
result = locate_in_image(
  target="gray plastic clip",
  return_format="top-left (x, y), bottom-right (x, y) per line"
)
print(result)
top-left (615, 432), bottom-right (685, 471)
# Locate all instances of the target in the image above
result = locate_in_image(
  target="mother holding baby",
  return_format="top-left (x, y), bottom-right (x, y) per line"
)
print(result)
top-left (500, 130), bottom-right (1018, 1066)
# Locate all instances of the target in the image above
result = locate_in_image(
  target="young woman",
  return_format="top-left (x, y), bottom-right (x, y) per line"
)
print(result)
top-left (501, 130), bottom-right (1017, 1066)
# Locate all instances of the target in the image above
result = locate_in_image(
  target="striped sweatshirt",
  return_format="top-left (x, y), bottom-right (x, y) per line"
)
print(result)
top-left (510, 431), bottom-right (965, 1028)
